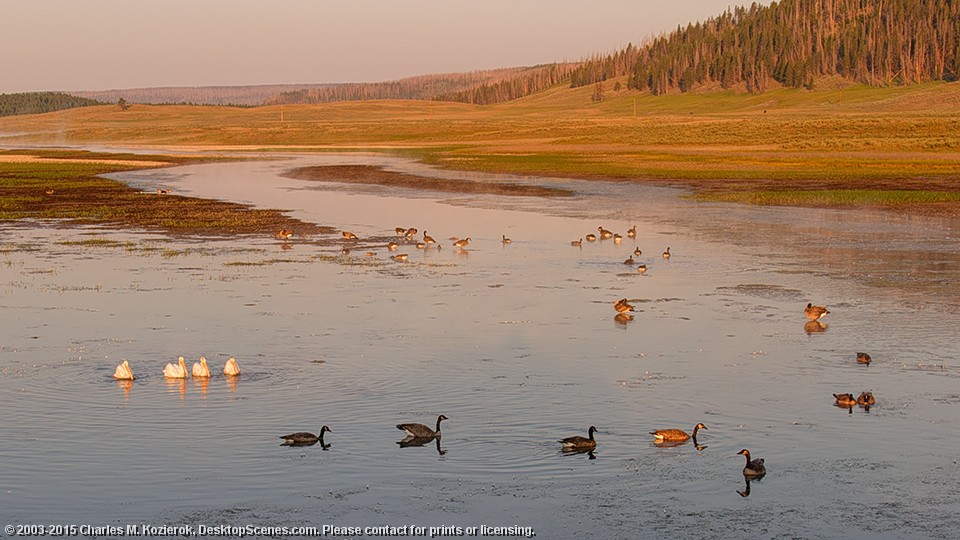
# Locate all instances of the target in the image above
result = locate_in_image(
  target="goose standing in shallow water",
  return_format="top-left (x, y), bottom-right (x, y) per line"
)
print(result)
top-left (650, 422), bottom-right (707, 443)
top-left (387, 241), bottom-right (399, 251)
top-left (614, 298), bottom-right (635, 313)
top-left (397, 415), bottom-right (448, 438)
top-left (342, 231), bottom-right (358, 240)
top-left (163, 357), bottom-right (188, 379)
top-left (501, 234), bottom-right (512, 244)
top-left (633, 247), bottom-right (642, 256)
top-left (280, 425), bottom-right (331, 447)
top-left (637, 264), bottom-right (647, 274)
top-left (623, 257), bottom-right (635, 265)
top-left (834, 393), bottom-right (857, 407)
top-left (423, 231), bottom-right (436, 244)
top-left (585, 234), bottom-right (597, 242)
top-left (390, 253), bottom-right (409, 262)
top-left (560, 426), bottom-right (597, 450)
top-left (627, 225), bottom-right (637, 238)
top-left (223, 357), bottom-right (241, 376)
top-left (804, 303), bottom-right (829, 320)
top-left (113, 360), bottom-right (135, 380)
top-left (857, 391), bottom-right (876, 406)
top-left (856, 352), bottom-right (872, 365)
top-left (737, 449), bottom-right (766, 477)
top-left (192, 356), bottom-right (211, 378)
top-left (453, 237), bottom-right (471, 249)
top-left (571, 238), bottom-right (583, 247)
top-left (662, 247), bottom-right (671, 259)
top-left (597, 226), bottom-right (613, 239)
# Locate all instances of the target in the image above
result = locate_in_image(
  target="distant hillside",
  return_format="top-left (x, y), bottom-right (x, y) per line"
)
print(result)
top-left (570, 0), bottom-right (960, 94)
top-left (0, 92), bottom-right (103, 117)
top-left (266, 64), bottom-right (580, 106)
top-left (72, 85), bottom-right (339, 106)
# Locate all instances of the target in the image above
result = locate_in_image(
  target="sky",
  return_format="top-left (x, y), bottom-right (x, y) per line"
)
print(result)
top-left (2, 0), bottom-right (749, 93)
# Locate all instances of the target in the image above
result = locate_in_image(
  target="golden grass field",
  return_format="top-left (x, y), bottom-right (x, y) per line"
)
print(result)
top-left (2, 78), bottom-right (960, 223)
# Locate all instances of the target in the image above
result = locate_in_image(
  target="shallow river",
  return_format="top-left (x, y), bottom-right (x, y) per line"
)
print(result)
top-left (1, 154), bottom-right (958, 539)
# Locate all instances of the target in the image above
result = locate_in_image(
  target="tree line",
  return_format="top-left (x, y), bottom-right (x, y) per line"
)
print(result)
top-left (0, 92), bottom-right (102, 117)
top-left (570, 0), bottom-right (960, 95)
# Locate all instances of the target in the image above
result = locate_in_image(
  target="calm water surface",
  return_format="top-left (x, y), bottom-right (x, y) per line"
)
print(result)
top-left (1, 154), bottom-right (958, 539)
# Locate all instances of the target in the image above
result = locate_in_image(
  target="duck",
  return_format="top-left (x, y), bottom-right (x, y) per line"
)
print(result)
top-left (279, 425), bottom-right (331, 447)
top-left (857, 391), bottom-right (876, 406)
top-left (387, 241), bottom-right (399, 251)
top-left (453, 237), bottom-right (471, 249)
top-left (637, 264), bottom-right (648, 274)
top-left (650, 422), bottom-right (707, 443)
top-left (191, 356), bottom-right (210, 378)
top-left (390, 253), bottom-right (409, 262)
top-left (614, 298), bottom-right (635, 313)
top-left (804, 303), bottom-right (829, 321)
top-left (585, 234), bottom-right (597, 242)
top-left (633, 247), bottom-right (642, 256)
top-left (223, 357), bottom-right (241, 376)
top-left (662, 247), bottom-right (671, 259)
top-left (396, 415), bottom-right (448, 438)
top-left (342, 231), bottom-right (358, 240)
top-left (737, 449), bottom-right (766, 477)
top-left (501, 235), bottom-right (512, 245)
top-left (623, 257), bottom-right (635, 265)
top-left (559, 426), bottom-right (598, 450)
top-left (113, 359), bottom-right (135, 380)
top-left (834, 393), bottom-right (857, 407)
top-left (613, 233), bottom-right (623, 244)
top-left (423, 231), bottom-right (436, 244)
top-left (627, 225), bottom-right (637, 238)
top-left (856, 352), bottom-right (872, 365)
top-left (571, 238), bottom-right (583, 247)
top-left (163, 356), bottom-right (188, 379)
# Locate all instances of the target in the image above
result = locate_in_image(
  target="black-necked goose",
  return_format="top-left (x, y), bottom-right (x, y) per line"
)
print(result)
top-left (737, 449), bottom-right (766, 477)
top-left (397, 415), bottom-right (448, 438)
top-left (560, 426), bottom-right (597, 450)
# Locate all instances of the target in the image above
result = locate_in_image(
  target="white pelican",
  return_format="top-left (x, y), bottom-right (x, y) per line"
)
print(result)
top-left (163, 356), bottom-right (188, 379)
top-left (192, 356), bottom-right (211, 378)
top-left (224, 357), bottom-right (241, 376)
top-left (113, 359), bottom-right (135, 380)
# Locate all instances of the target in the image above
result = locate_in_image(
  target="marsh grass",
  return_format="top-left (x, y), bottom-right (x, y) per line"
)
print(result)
top-left (693, 189), bottom-right (960, 206)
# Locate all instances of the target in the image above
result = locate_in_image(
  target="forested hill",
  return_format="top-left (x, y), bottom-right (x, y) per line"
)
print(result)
top-left (570, 0), bottom-right (960, 94)
top-left (0, 92), bottom-right (103, 117)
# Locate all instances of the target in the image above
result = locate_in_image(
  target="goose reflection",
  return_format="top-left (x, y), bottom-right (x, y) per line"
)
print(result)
top-left (560, 447), bottom-right (596, 460)
top-left (737, 476), bottom-right (762, 498)
top-left (804, 320), bottom-right (828, 334)
top-left (397, 435), bottom-right (446, 455)
top-left (614, 313), bottom-right (634, 326)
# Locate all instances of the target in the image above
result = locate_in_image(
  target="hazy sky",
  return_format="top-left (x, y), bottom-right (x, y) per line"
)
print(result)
top-left (3, 0), bottom-right (749, 93)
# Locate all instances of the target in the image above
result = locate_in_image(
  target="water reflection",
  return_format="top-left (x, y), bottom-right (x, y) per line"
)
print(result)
top-left (560, 447), bottom-right (597, 460)
top-left (164, 378), bottom-right (187, 398)
top-left (804, 321), bottom-right (828, 334)
top-left (115, 379), bottom-right (133, 398)
top-left (397, 436), bottom-right (446, 455)
top-left (737, 476), bottom-right (763, 498)
top-left (614, 313), bottom-right (634, 326)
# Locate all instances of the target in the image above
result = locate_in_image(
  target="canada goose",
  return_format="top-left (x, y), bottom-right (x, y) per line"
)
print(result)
top-left (624, 257), bottom-right (635, 265)
top-left (224, 357), bottom-right (241, 376)
top-left (113, 359), bottom-right (135, 380)
top-left (560, 426), bottom-right (597, 449)
top-left (597, 226), bottom-right (613, 239)
top-left (613, 233), bottom-right (623, 244)
top-left (614, 298), bottom-right (635, 313)
top-left (280, 425), bottom-right (331, 447)
top-left (342, 231), bottom-right (358, 240)
top-left (804, 303), bottom-right (829, 321)
top-left (637, 264), bottom-right (648, 273)
top-left (453, 237), bottom-right (471, 248)
top-left (737, 449), bottom-right (766, 477)
top-left (633, 247), bottom-right (642, 256)
top-left (662, 247), bottom-right (671, 259)
top-left (502, 235), bottom-right (512, 244)
top-left (390, 253), bottom-right (409, 262)
top-left (856, 352), bottom-right (872, 365)
top-left (397, 415), bottom-right (448, 438)
top-left (650, 423), bottom-right (707, 443)
top-left (387, 241), bottom-right (399, 251)
top-left (627, 225), bottom-right (637, 238)
top-left (423, 231), bottom-right (436, 244)
top-left (571, 238), bottom-right (583, 247)
top-left (275, 229), bottom-right (293, 240)
top-left (404, 228), bottom-right (418, 238)
top-left (834, 393), bottom-right (857, 407)
top-left (586, 234), bottom-right (597, 242)
top-left (395, 227), bottom-right (406, 236)
top-left (163, 356), bottom-right (188, 379)
top-left (857, 391), bottom-right (876, 406)
top-left (191, 356), bottom-right (211, 378)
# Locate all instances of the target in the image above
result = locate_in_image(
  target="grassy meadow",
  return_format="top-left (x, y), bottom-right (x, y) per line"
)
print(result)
top-left (2, 79), bottom-right (960, 219)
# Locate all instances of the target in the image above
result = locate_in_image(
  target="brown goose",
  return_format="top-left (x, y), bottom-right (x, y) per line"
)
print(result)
top-left (390, 253), bottom-right (409, 262)
top-left (613, 233), bottom-right (623, 244)
top-left (662, 247), bottom-right (671, 259)
top-left (804, 303), bottom-right (829, 321)
top-left (395, 227), bottom-right (406, 236)
top-left (423, 231), bottom-right (436, 244)
top-left (559, 426), bottom-right (597, 449)
top-left (397, 415), bottom-right (448, 438)
top-left (623, 257), bottom-right (635, 265)
top-left (650, 423), bottom-right (707, 443)
top-left (737, 449), bottom-right (766, 477)
top-left (597, 226), bottom-right (613, 239)
top-left (453, 237), bottom-right (471, 249)
top-left (585, 234), bottom-right (597, 242)
top-left (279, 425), bottom-right (331, 447)
top-left (404, 228), bottom-right (418, 238)
top-left (342, 231), bottom-right (358, 240)
top-left (501, 235), bottom-right (512, 244)
top-left (856, 352), bottom-right (872, 365)
top-left (627, 225), bottom-right (637, 238)
top-left (571, 238), bottom-right (583, 247)
top-left (857, 391), bottom-right (876, 406)
top-left (614, 298), bottom-right (635, 313)
top-left (834, 393), bottom-right (857, 407)
top-left (387, 241), bottom-right (399, 251)
top-left (633, 247), bottom-right (642, 256)
top-left (637, 264), bottom-right (648, 274)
